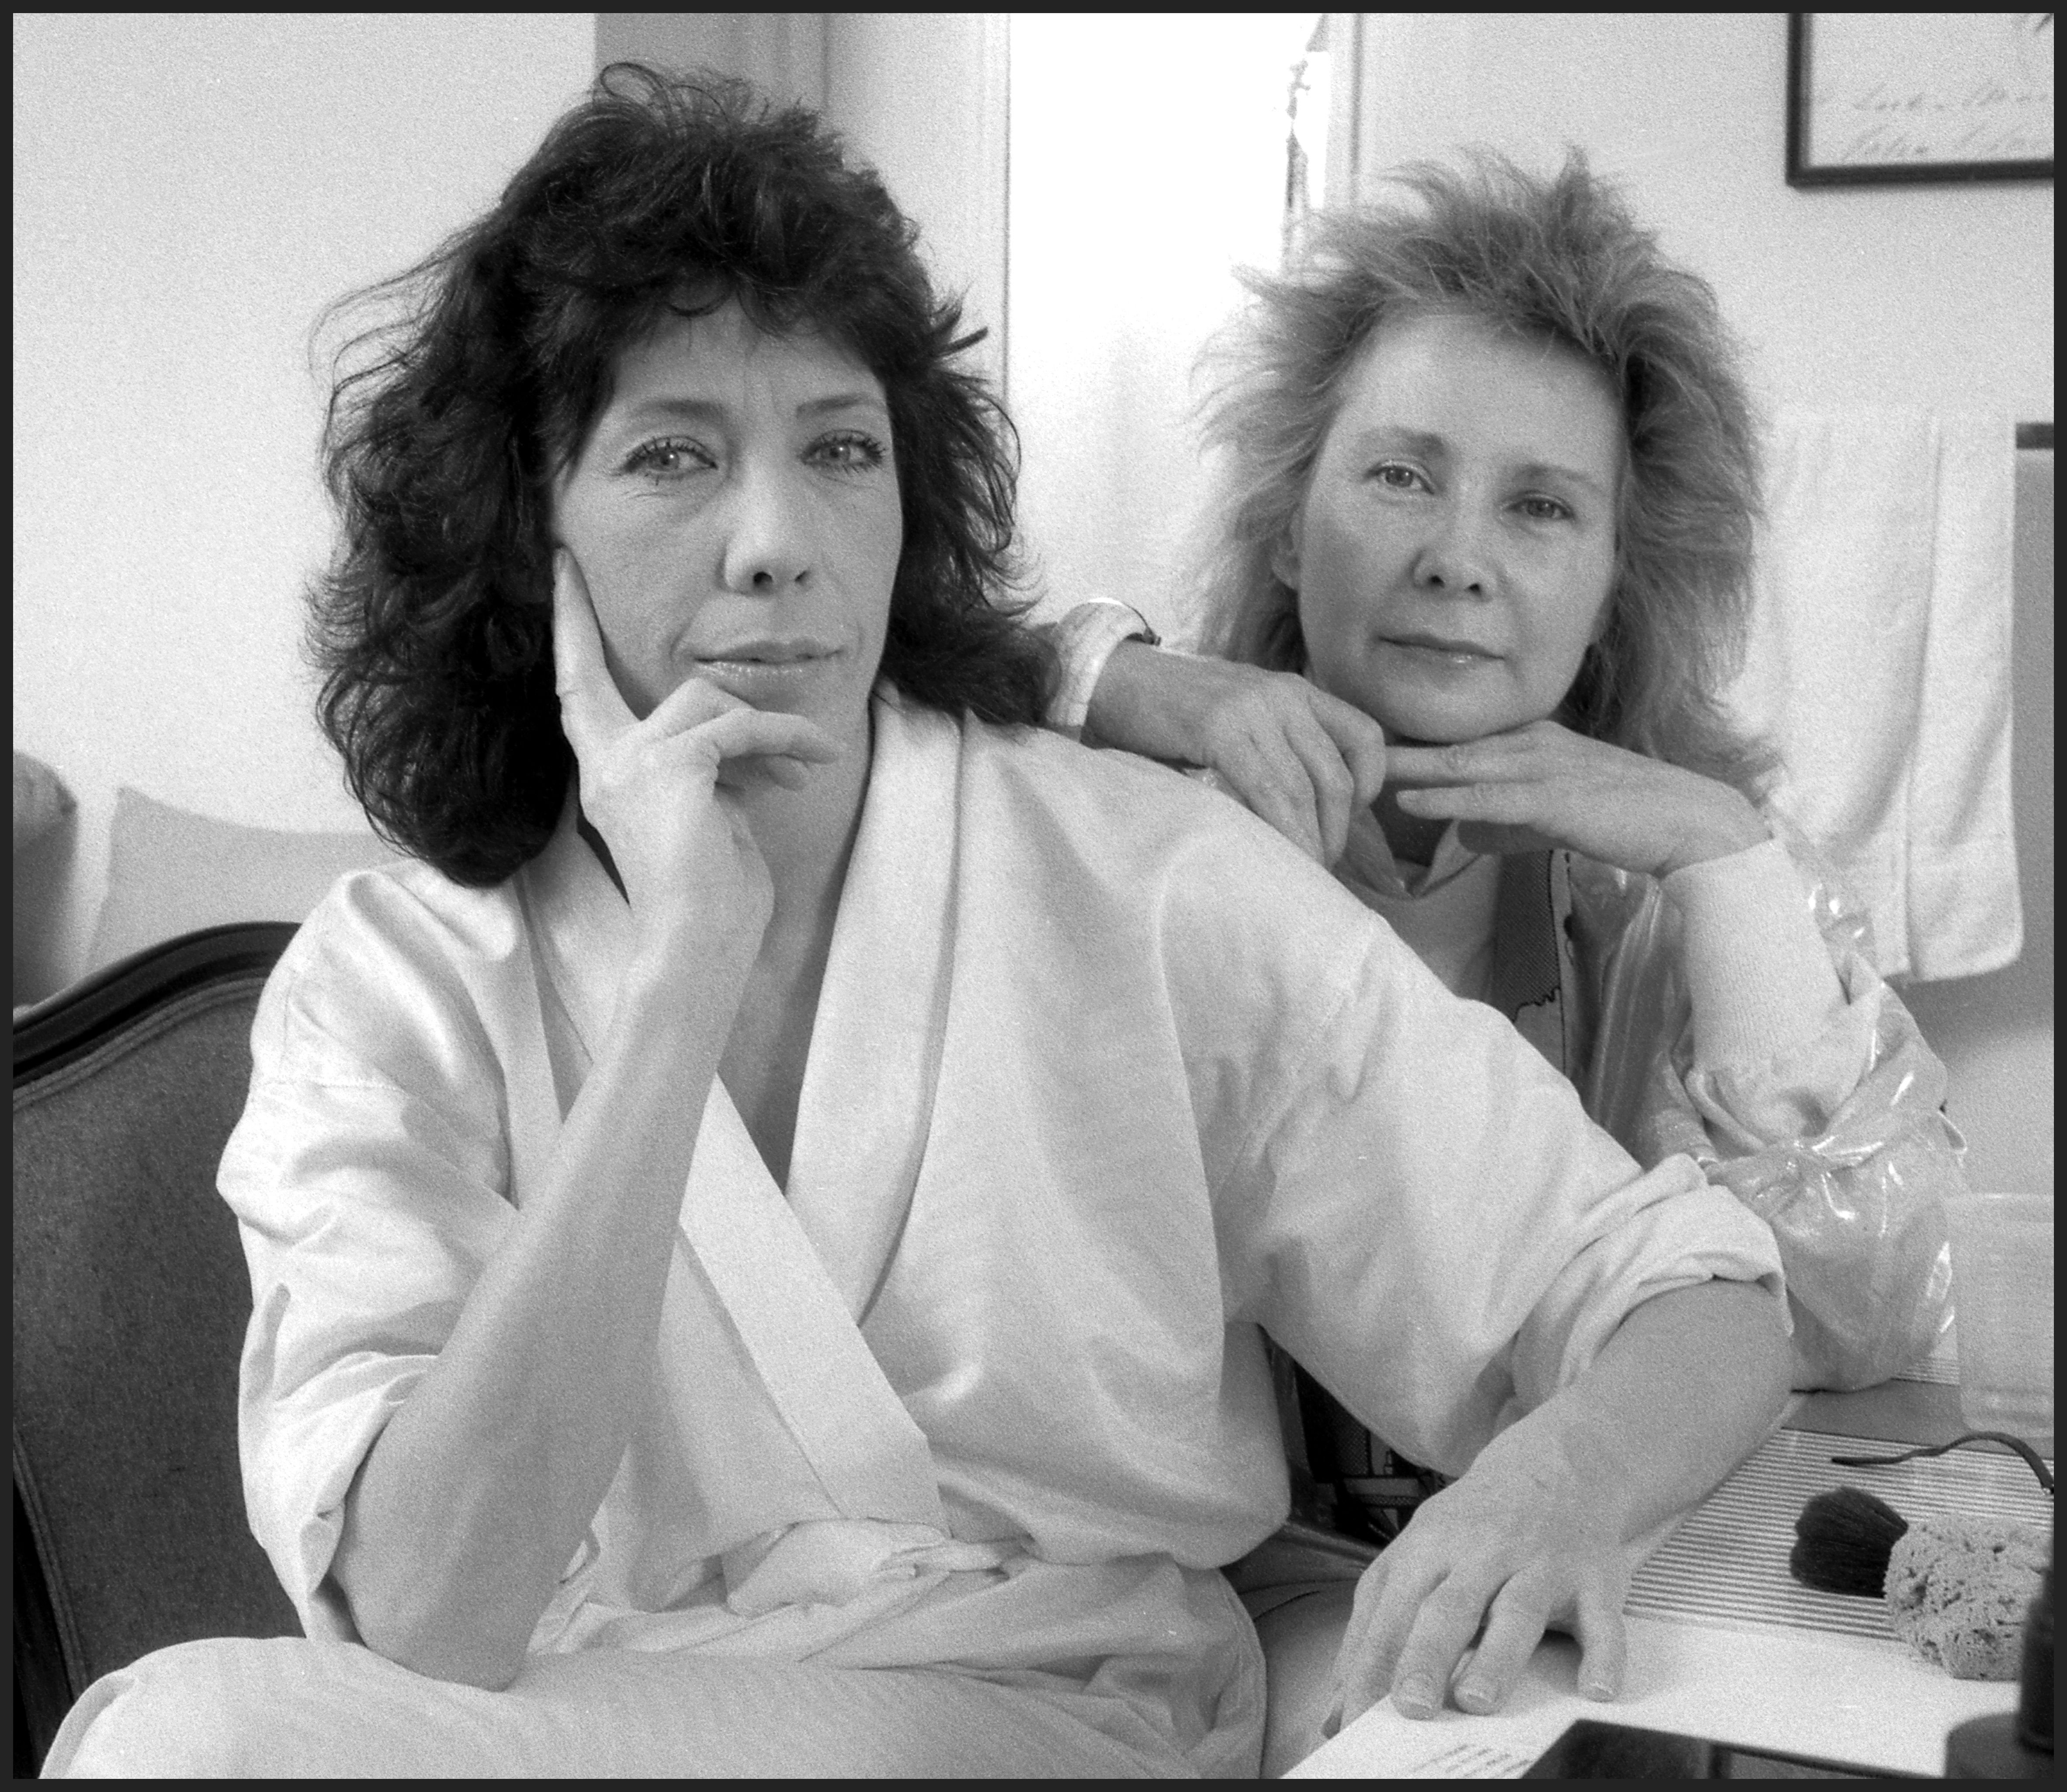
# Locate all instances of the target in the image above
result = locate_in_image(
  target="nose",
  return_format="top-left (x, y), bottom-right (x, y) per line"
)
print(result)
top-left (1410, 503), bottom-right (1494, 597)
top-left (720, 461), bottom-right (813, 595)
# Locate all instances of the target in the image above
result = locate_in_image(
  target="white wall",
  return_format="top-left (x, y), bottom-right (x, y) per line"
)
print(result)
top-left (13, 13), bottom-right (594, 993)
top-left (1350, 12), bottom-right (2052, 420)
top-left (594, 15), bottom-right (1008, 387)
top-left (825, 16), bottom-right (1009, 395)
top-left (596, 11), bottom-right (828, 110)
top-left (1008, 14), bottom-right (1324, 633)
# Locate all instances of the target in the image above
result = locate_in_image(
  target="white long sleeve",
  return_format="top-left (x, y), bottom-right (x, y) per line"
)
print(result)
top-left (1661, 837), bottom-right (1848, 1077)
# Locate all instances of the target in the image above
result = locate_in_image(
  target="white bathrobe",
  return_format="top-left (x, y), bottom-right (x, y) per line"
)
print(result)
top-left (62, 691), bottom-right (1782, 1778)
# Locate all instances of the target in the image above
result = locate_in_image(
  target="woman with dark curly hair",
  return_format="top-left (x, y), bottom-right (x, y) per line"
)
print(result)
top-left (47, 81), bottom-right (1794, 1778)
top-left (305, 67), bottom-right (1047, 890)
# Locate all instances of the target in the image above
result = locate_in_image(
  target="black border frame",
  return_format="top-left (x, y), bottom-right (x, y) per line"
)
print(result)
top-left (1786, 13), bottom-right (2054, 189)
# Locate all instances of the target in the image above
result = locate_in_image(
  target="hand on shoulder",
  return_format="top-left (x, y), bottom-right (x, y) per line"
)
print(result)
top-left (1085, 642), bottom-right (1389, 866)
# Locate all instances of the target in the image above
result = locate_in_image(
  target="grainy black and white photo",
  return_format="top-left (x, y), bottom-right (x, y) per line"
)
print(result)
top-left (14, 12), bottom-right (2054, 1780)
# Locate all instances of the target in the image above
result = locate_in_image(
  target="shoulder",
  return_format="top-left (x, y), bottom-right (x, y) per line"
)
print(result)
top-left (253, 856), bottom-right (533, 1093)
top-left (948, 709), bottom-right (1401, 986)
top-left (955, 708), bottom-right (1299, 875)
top-left (960, 711), bottom-right (1237, 835)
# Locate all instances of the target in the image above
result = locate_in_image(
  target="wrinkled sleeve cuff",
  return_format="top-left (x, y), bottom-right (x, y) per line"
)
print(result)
top-left (1039, 600), bottom-right (1161, 735)
top-left (1512, 1160), bottom-right (1789, 1416)
top-left (246, 1363), bottom-right (427, 1640)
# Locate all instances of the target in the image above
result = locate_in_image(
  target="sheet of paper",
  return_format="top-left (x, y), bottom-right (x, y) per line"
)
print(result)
top-left (1286, 1615), bottom-right (2021, 1779)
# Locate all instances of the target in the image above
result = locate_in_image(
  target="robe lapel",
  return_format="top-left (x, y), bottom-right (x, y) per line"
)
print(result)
top-left (518, 716), bottom-right (950, 1530)
top-left (783, 691), bottom-right (961, 1323)
top-left (517, 783), bottom-right (635, 1111)
top-left (679, 1080), bottom-right (945, 1528)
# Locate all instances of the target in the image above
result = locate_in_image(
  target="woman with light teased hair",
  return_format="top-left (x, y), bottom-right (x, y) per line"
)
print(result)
top-left (1060, 149), bottom-right (1960, 1424)
top-left (1048, 167), bottom-right (1965, 1765)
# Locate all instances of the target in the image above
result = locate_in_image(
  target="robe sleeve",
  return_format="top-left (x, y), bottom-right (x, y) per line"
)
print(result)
top-left (218, 872), bottom-right (523, 1639)
top-left (1574, 818), bottom-right (1961, 1393)
top-left (1154, 823), bottom-right (1786, 1480)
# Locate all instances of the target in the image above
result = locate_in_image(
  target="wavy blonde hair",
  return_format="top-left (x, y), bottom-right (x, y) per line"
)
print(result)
top-left (1193, 150), bottom-right (1775, 796)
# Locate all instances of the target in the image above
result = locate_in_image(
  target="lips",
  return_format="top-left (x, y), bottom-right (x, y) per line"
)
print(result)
top-left (1385, 633), bottom-right (1498, 659)
top-left (690, 642), bottom-right (845, 706)
top-left (695, 640), bottom-right (838, 666)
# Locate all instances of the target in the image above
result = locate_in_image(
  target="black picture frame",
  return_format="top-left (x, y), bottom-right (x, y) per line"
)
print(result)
top-left (1786, 12), bottom-right (2054, 189)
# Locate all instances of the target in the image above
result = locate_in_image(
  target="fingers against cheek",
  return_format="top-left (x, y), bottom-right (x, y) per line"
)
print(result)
top-left (550, 551), bottom-right (630, 756)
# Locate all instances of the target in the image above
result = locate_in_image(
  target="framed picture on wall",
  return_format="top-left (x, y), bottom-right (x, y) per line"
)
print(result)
top-left (1787, 12), bottom-right (2055, 187)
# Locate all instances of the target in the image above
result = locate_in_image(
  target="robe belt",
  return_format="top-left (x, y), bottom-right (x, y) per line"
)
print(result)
top-left (720, 1518), bottom-right (1019, 1619)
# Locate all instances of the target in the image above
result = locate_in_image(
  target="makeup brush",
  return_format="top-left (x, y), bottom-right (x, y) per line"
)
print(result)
top-left (1791, 1484), bottom-right (1909, 1594)
top-left (1792, 1432), bottom-right (2054, 1596)
top-left (1786, 1431), bottom-right (2054, 1683)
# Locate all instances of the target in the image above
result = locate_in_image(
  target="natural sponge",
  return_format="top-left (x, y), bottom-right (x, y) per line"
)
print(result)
top-left (1883, 1514), bottom-right (2048, 1680)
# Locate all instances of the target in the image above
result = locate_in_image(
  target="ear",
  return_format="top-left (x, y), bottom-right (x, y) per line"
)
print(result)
top-left (1269, 514), bottom-right (1304, 590)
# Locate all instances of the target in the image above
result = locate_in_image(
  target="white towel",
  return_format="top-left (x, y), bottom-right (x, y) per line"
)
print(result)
top-left (1725, 409), bottom-right (2019, 983)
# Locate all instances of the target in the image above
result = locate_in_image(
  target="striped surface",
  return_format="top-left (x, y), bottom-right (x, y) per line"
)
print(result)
top-left (1627, 1427), bottom-right (2054, 1643)
top-left (1899, 1335), bottom-right (1963, 1388)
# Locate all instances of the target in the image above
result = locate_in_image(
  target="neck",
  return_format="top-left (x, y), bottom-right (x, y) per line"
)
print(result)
top-left (1372, 786), bottom-right (1449, 868)
top-left (736, 737), bottom-right (871, 944)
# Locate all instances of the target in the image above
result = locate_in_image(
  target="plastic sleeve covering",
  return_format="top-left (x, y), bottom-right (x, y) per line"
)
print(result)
top-left (1576, 815), bottom-right (1960, 1393)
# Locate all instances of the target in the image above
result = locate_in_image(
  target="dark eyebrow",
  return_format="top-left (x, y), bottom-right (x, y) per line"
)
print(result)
top-left (798, 392), bottom-right (889, 420)
top-left (615, 392), bottom-right (889, 428)
top-left (1349, 428), bottom-right (1613, 500)
top-left (616, 398), bottom-right (726, 428)
top-left (1511, 458), bottom-right (1613, 501)
top-left (1352, 427), bottom-right (1448, 459)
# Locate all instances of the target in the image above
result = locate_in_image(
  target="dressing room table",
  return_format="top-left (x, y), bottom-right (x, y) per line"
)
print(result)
top-left (1288, 1338), bottom-right (2053, 1779)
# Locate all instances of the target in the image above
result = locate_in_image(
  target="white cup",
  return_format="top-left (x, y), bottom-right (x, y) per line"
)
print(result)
top-left (1944, 1192), bottom-right (2054, 1451)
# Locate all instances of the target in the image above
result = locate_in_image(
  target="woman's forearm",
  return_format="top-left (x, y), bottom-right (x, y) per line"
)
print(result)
top-left (1332, 1277), bottom-right (1791, 1726)
top-left (1483, 1278), bottom-right (1792, 1543)
top-left (332, 939), bottom-right (749, 1689)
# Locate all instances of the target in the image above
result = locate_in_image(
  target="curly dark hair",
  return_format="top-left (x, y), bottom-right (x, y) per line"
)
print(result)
top-left (309, 64), bottom-right (1052, 886)
top-left (1196, 151), bottom-right (1776, 799)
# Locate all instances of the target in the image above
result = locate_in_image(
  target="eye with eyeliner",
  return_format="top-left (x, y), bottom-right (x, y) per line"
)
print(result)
top-left (809, 429), bottom-right (889, 473)
top-left (616, 429), bottom-right (888, 483)
top-left (1363, 458), bottom-right (1578, 523)
top-left (619, 436), bottom-right (715, 480)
